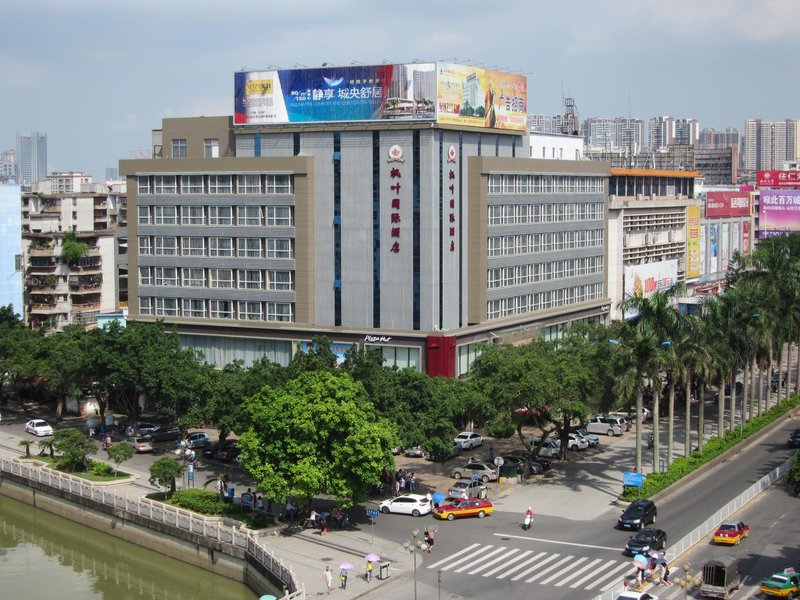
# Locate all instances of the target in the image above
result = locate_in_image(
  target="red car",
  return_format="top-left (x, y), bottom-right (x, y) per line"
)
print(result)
top-left (713, 520), bottom-right (749, 545)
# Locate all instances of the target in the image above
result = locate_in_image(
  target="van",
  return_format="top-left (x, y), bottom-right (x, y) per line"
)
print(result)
top-left (586, 416), bottom-right (625, 437)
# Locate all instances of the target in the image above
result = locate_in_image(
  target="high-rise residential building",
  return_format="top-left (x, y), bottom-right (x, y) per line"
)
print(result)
top-left (16, 132), bottom-right (47, 185)
top-left (673, 118), bottom-right (700, 146)
top-left (743, 118), bottom-right (800, 171)
top-left (583, 117), bottom-right (645, 155)
top-left (648, 116), bottom-right (673, 150)
top-left (0, 182), bottom-right (23, 313)
top-left (529, 114), bottom-right (562, 134)
top-left (699, 127), bottom-right (740, 150)
top-left (1, 150), bottom-right (16, 180)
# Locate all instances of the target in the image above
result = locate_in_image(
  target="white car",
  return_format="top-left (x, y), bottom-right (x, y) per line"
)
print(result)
top-left (378, 494), bottom-right (432, 517)
top-left (567, 432), bottom-right (589, 451)
top-left (574, 428), bottom-right (600, 447)
top-left (614, 592), bottom-right (658, 600)
top-left (453, 431), bottom-right (484, 450)
top-left (25, 419), bottom-right (53, 436)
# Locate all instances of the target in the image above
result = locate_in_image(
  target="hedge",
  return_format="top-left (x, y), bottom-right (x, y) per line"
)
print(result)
top-left (171, 489), bottom-right (233, 516)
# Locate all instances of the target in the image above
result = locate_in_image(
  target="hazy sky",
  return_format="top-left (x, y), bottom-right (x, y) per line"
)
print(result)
top-left (4, 0), bottom-right (799, 179)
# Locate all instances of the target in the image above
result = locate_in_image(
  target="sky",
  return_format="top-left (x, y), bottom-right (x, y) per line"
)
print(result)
top-left (4, 0), bottom-right (800, 180)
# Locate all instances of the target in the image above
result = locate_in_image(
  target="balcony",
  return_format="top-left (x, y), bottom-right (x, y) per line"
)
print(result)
top-left (70, 286), bottom-right (102, 295)
top-left (72, 302), bottom-right (101, 312)
top-left (29, 303), bottom-right (68, 315)
top-left (28, 246), bottom-right (56, 256)
top-left (26, 260), bottom-right (57, 274)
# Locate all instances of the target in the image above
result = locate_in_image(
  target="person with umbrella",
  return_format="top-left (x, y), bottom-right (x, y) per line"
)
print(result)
top-left (339, 562), bottom-right (353, 589)
top-left (648, 550), bottom-right (669, 585)
top-left (632, 553), bottom-right (648, 588)
top-left (364, 553), bottom-right (379, 582)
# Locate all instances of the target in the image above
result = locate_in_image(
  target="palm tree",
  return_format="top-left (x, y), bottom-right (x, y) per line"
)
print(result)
top-left (701, 296), bottom-right (733, 441)
top-left (18, 439), bottom-right (33, 457)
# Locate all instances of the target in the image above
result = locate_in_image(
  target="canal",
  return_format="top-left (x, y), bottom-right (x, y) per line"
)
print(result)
top-left (0, 494), bottom-right (256, 600)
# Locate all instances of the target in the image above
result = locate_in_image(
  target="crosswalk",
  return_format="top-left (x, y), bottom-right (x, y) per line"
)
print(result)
top-left (426, 543), bottom-right (634, 591)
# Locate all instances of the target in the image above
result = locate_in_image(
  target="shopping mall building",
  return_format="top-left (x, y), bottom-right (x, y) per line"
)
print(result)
top-left (119, 62), bottom-right (611, 376)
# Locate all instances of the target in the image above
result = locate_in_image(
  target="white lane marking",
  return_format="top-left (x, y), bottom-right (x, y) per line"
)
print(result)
top-left (510, 553), bottom-right (561, 581)
top-left (483, 550), bottom-right (537, 578)
top-left (592, 560), bottom-right (638, 590)
top-left (557, 557), bottom-right (603, 587)
top-left (453, 546), bottom-right (507, 573)
top-left (570, 558), bottom-right (619, 588)
top-left (426, 543), bottom-right (480, 570)
top-left (526, 554), bottom-right (575, 583)
top-left (493, 532), bottom-right (619, 551)
top-left (540, 555), bottom-right (586, 585)
top-left (438, 545), bottom-right (495, 572)
top-left (468, 548), bottom-right (520, 575)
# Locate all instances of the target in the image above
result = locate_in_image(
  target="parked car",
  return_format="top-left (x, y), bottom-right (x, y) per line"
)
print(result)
top-left (125, 436), bottom-right (153, 453)
top-left (614, 592), bottom-right (659, 600)
top-left (184, 432), bottom-right (210, 449)
top-left (451, 461), bottom-right (498, 482)
top-left (504, 451), bottom-right (548, 474)
top-left (573, 428), bottom-right (600, 447)
top-left (529, 438), bottom-right (560, 458)
top-left (788, 428), bottom-right (800, 448)
top-left (760, 568), bottom-right (800, 598)
top-left (618, 499), bottom-right (657, 530)
top-left (567, 432), bottom-right (589, 451)
top-left (624, 528), bottom-right (667, 555)
top-left (25, 419), bottom-right (53, 437)
top-left (713, 520), bottom-right (749, 545)
top-left (530, 455), bottom-right (552, 471)
top-left (404, 445), bottom-right (425, 458)
top-left (434, 498), bottom-right (493, 520)
top-left (213, 440), bottom-right (241, 462)
top-left (146, 425), bottom-right (182, 442)
top-left (453, 431), bottom-right (484, 450)
top-left (586, 416), bottom-right (625, 437)
top-left (130, 422), bottom-right (158, 436)
top-left (425, 441), bottom-right (462, 462)
top-left (447, 479), bottom-right (488, 500)
top-left (378, 494), bottom-right (431, 517)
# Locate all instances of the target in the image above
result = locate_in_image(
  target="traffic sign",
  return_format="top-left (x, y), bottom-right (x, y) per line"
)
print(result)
top-left (366, 508), bottom-right (379, 518)
top-left (493, 457), bottom-right (504, 467)
top-left (623, 471), bottom-right (645, 487)
top-left (471, 471), bottom-right (479, 481)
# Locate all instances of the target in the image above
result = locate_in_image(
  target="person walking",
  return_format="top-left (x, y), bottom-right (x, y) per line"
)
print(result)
top-left (423, 527), bottom-right (436, 553)
top-left (339, 569), bottom-right (348, 589)
top-left (323, 566), bottom-right (333, 594)
top-left (365, 560), bottom-right (374, 582)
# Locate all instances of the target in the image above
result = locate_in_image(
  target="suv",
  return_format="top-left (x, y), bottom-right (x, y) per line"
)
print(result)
top-left (451, 461), bottom-right (498, 482)
top-left (617, 499), bottom-right (657, 530)
top-left (586, 416), bottom-right (625, 437)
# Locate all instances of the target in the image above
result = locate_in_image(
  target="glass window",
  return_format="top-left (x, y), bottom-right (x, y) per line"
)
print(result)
top-left (181, 205), bottom-right (205, 225)
top-left (237, 205), bottom-right (262, 226)
top-left (238, 301), bottom-right (263, 321)
top-left (139, 297), bottom-right (153, 315)
top-left (180, 175), bottom-right (204, 194)
top-left (488, 174), bottom-right (502, 194)
top-left (154, 236), bottom-right (178, 255)
top-left (153, 205), bottom-right (177, 224)
top-left (155, 297), bottom-right (178, 316)
top-left (266, 238), bottom-right (292, 258)
top-left (266, 206), bottom-right (293, 226)
top-left (181, 237), bottom-right (205, 256)
top-left (238, 269), bottom-right (262, 289)
top-left (266, 174), bottom-right (292, 194)
top-left (267, 270), bottom-right (293, 290)
top-left (209, 299), bottom-right (234, 319)
top-left (204, 138), bottom-right (220, 158)
top-left (238, 237), bottom-right (263, 258)
top-left (138, 236), bottom-right (151, 255)
top-left (137, 176), bottom-right (150, 194)
top-left (138, 206), bottom-right (150, 225)
top-left (182, 298), bottom-right (206, 318)
top-left (237, 174), bottom-right (261, 194)
top-left (139, 267), bottom-right (152, 286)
top-left (208, 206), bottom-right (233, 225)
top-left (182, 267), bottom-right (206, 287)
top-left (209, 175), bottom-right (233, 194)
top-left (266, 302), bottom-right (294, 322)
top-left (171, 139), bottom-right (186, 158)
top-left (209, 237), bottom-right (233, 257)
top-left (209, 268), bottom-right (234, 288)
top-left (154, 266), bottom-right (178, 286)
top-left (154, 175), bottom-right (177, 194)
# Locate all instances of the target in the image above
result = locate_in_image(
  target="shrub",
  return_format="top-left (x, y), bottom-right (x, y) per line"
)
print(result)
top-left (171, 489), bottom-right (232, 516)
top-left (91, 461), bottom-right (115, 477)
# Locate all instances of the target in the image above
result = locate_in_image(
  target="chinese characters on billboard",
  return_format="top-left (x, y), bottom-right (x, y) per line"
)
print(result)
top-left (757, 170), bottom-right (800, 188)
top-left (623, 260), bottom-right (678, 319)
top-left (686, 205), bottom-right (701, 279)
top-left (759, 189), bottom-right (800, 238)
top-left (705, 191), bottom-right (750, 218)
top-left (234, 62), bottom-right (527, 131)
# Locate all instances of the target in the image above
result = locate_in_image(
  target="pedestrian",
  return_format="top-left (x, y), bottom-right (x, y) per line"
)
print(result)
top-left (365, 560), bottom-right (374, 582)
top-left (339, 569), bottom-right (348, 589)
top-left (399, 475), bottom-right (406, 493)
top-left (393, 478), bottom-right (400, 495)
top-left (88, 425), bottom-right (95, 438)
top-left (323, 566), bottom-right (333, 594)
top-left (424, 527), bottom-right (436, 553)
top-left (409, 472), bottom-right (417, 493)
top-left (659, 561), bottom-right (670, 586)
top-left (489, 446), bottom-right (495, 462)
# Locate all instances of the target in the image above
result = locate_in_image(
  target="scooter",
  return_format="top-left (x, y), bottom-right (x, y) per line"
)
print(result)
top-left (522, 512), bottom-right (533, 531)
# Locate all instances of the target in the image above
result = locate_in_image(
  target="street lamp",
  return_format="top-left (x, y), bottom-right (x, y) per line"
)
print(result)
top-left (677, 563), bottom-right (701, 599)
top-left (402, 528), bottom-right (424, 600)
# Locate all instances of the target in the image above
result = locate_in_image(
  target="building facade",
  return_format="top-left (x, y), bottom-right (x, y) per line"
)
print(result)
top-left (744, 119), bottom-right (800, 171)
top-left (583, 117), bottom-right (645, 155)
top-left (0, 182), bottom-right (23, 314)
top-left (16, 132), bottom-right (47, 186)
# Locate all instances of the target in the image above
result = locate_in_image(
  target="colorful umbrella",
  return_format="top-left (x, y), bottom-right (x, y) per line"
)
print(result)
top-left (431, 492), bottom-right (445, 505)
top-left (339, 562), bottom-right (354, 571)
top-left (632, 554), bottom-right (648, 569)
top-left (365, 553), bottom-right (380, 562)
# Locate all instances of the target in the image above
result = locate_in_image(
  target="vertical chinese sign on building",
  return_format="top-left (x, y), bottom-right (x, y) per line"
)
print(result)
top-left (387, 144), bottom-right (404, 254)
top-left (686, 205), bottom-right (701, 279)
top-left (447, 145), bottom-right (457, 252)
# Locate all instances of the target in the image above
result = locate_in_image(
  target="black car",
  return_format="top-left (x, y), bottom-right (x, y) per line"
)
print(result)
top-left (213, 440), bottom-right (240, 462)
top-left (618, 499), bottom-right (657, 530)
top-left (530, 455), bottom-right (552, 471)
top-left (624, 528), bottom-right (667, 555)
top-left (145, 425), bottom-right (182, 442)
top-left (789, 428), bottom-right (800, 447)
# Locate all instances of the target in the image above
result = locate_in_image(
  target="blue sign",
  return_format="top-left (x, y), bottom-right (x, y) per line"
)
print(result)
top-left (471, 472), bottom-right (479, 481)
top-left (366, 508), bottom-right (379, 518)
top-left (623, 471), bottom-right (645, 487)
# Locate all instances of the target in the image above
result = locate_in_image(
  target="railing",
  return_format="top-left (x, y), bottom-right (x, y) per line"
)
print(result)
top-left (0, 458), bottom-right (304, 599)
top-left (592, 456), bottom-right (791, 600)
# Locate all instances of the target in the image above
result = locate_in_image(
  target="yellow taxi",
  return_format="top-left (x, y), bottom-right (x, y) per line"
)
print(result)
top-left (434, 498), bottom-right (493, 521)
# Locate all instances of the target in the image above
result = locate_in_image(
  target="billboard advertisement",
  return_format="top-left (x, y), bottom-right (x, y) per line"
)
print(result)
top-left (743, 221), bottom-right (750, 253)
top-left (757, 170), bottom-right (800, 188)
top-left (706, 191), bottom-right (751, 218)
top-left (709, 224), bottom-right (719, 272)
top-left (624, 259), bottom-right (678, 299)
top-left (687, 205), bottom-right (702, 279)
top-left (720, 223), bottom-right (730, 271)
top-left (700, 225), bottom-right (707, 276)
top-left (435, 63), bottom-right (527, 131)
top-left (759, 189), bottom-right (800, 237)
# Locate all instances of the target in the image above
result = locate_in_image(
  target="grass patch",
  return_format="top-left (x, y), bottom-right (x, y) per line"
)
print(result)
top-left (19, 454), bottom-right (130, 482)
top-left (146, 489), bottom-right (276, 529)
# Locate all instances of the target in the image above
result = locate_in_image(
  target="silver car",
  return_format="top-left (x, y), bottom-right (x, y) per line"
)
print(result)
top-left (447, 480), bottom-right (488, 500)
top-left (451, 461), bottom-right (498, 482)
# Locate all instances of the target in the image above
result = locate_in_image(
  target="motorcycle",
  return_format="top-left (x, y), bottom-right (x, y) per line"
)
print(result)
top-left (522, 510), bottom-right (533, 531)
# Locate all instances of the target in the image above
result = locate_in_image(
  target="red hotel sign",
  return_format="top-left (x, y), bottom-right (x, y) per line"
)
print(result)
top-left (757, 170), bottom-right (800, 188)
top-left (706, 191), bottom-right (750, 218)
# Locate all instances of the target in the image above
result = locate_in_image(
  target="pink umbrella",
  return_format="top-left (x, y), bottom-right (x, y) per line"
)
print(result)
top-left (365, 553), bottom-right (380, 562)
top-left (632, 554), bottom-right (648, 570)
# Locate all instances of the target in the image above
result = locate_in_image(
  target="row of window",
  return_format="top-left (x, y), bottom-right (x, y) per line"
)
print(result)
top-left (139, 267), bottom-right (293, 290)
top-left (487, 256), bottom-right (604, 289)
top-left (488, 174), bottom-right (605, 195)
top-left (138, 236), bottom-right (293, 259)
top-left (487, 283), bottom-right (605, 320)
top-left (488, 229), bottom-right (604, 257)
top-left (488, 202), bottom-right (604, 225)
top-left (138, 174), bottom-right (293, 195)
top-left (138, 205), bottom-right (293, 227)
top-left (170, 138), bottom-right (218, 159)
top-left (139, 297), bottom-right (294, 322)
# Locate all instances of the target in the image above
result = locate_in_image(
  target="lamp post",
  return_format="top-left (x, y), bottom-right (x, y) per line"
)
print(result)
top-left (402, 528), bottom-right (423, 600)
top-left (677, 563), bottom-right (701, 599)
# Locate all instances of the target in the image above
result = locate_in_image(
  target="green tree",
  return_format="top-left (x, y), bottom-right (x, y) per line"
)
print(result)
top-left (787, 451), bottom-right (800, 496)
top-left (37, 437), bottom-right (55, 458)
top-left (149, 457), bottom-right (184, 497)
top-left (18, 439), bottom-right (33, 457)
top-left (237, 371), bottom-right (398, 507)
top-left (53, 428), bottom-right (97, 471)
top-left (61, 232), bottom-right (89, 265)
top-left (106, 442), bottom-right (134, 474)
top-left (39, 325), bottom-right (90, 421)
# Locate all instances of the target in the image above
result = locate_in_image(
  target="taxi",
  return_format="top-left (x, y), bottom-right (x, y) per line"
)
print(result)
top-left (760, 568), bottom-right (800, 597)
top-left (712, 520), bottom-right (749, 545)
top-left (434, 498), bottom-right (493, 521)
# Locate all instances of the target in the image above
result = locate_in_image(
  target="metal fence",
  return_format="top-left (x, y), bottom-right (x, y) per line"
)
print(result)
top-left (592, 456), bottom-right (792, 600)
top-left (0, 457), bottom-right (304, 600)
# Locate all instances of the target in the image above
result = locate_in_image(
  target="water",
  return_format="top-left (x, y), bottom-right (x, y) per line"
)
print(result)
top-left (0, 495), bottom-right (256, 600)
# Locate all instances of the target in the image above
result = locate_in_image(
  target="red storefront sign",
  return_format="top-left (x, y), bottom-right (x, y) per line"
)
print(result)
top-left (757, 170), bottom-right (800, 188)
top-left (706, 191), bottom-right (751, 218)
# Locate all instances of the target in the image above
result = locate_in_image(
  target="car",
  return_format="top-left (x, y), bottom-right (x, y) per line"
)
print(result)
top-left (146, 425), bottom-right (182, 442)
top-left (404, 445), bottom-right (425, 458)
top-left (713, 520), bottom-right (749, 545)
top-left (378, 494), bottom-right (432, 517)
top-left (184, 432), bottom-right (210, 449)
top-left (450, 461), bottom-right (498, 482)
top-left (624, 528), bottom-right (667, 555)
top-left (530, 455), bottom-right (552, 471)
top-left (614, 592), bottom-right (659, 600)
top-left (434, 498), bottom-right (494, 520)
top-left (618, 499), bottom-right (657, 530)
top-left (567, 432), bottom-right (589, 451)
top-left (25, 419), bottom-right (53, 436)
top-left (125, 436), bottom-right (154, 453)
top-left (760, 568), bottom-right (800, 597)
top-left (453, 431), bottom-right (484, 450)
top-left (447, 479), bottom-right (488, 500)
top-left (213, 440), bottom-right (240, 462)
top-left (789, 429), bottom-right (800, 448)
top-left (132, 422), bottom-right (158, 436)
top-left (586, 416), bottom-right (624, 436)
top-left (573, 428), bottom-right (600, 447)
top-left (529, 438), bottom-right (560, 458)
top-left (425, 441), bottom-right (463, 462)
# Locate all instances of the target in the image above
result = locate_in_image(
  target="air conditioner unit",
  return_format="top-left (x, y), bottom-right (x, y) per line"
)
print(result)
top-left (668, 231), bottom-right (675, 243)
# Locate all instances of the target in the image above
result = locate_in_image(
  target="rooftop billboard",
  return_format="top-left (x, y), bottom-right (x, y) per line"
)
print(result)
top-left (234, 62), bottom-right (527, 131)
top-left (759, 189), bottom-right (800, 237)
top-left (705, 191), bottom-right (751, 218)
top-left (757, 170), bottom-right (800, 188)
